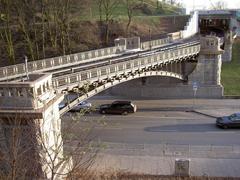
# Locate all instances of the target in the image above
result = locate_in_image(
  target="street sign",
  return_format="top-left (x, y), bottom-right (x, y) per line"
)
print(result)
top-left (192, 82), bottom-right (198, 91)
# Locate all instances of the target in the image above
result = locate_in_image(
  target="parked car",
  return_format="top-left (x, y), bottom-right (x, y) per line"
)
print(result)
top-left (69, 101), bottom-right (92, 112)
top-left (99, 101), bottom-right (137, 115)
top-left (216, 113), bottom-right (240, 129)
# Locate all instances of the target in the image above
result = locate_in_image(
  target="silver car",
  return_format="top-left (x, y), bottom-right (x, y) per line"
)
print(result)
top-left (70, 101), bottom-right (92, 112)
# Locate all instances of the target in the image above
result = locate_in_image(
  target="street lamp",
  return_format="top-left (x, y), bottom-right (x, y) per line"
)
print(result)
top-left (24, 55), bottom-right (29, 80)
top-left (149, 28), bottom-right (152, 50)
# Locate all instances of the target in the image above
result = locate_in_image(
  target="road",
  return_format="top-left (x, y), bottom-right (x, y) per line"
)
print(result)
top-left (62, 97), bottom-right (240, 177)
top-left (63, 97), bottom-right (240, 146)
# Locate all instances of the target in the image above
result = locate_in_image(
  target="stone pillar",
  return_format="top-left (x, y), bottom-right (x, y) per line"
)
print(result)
top-left (188, 35), bottom-right (224, 98)
top-left (0, 74), bottom-right (72, 179)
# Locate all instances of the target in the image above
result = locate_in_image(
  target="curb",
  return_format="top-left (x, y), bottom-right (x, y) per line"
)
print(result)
top-left (223, 96), bottom-right (240, 99)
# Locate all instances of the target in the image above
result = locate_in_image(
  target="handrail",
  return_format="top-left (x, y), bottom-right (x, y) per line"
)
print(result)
top-left (53, 44), bottom-right (200, 90)
top-left (0, 37), bottom-right (171, 81)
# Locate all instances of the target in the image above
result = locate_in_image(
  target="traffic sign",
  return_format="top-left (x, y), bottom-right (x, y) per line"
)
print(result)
top-left (192, 82), bottom-right (198, 91)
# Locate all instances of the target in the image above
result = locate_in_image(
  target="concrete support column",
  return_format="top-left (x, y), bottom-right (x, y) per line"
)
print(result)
top-left (188, 35), bottom-right (224, 98)
top-left (0, 74), bottom-right (72, 179)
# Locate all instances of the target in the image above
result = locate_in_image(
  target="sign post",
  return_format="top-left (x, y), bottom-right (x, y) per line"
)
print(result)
top-left (192, 82), bottom-right (198, 109)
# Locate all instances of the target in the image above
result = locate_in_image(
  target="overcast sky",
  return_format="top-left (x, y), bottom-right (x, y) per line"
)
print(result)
top-left (180, 0), bottom-right (240, 13)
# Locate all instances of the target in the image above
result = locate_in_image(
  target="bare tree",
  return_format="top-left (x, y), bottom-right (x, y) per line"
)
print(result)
top-left (14, 1), bottom-right (38, 61)
top-left (98, 0), bottom-right (119, 44)
top-left (124, 0), bottom-right (139, 37)
top-left (0, 0), bottom-right (15, 64)
top-left (98, 0), bottom-right (104, 22)
top-left (0, 110), bottom-right (100, 179)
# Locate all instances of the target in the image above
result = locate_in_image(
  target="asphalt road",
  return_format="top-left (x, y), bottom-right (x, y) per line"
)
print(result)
top-left (62, 98), bottom-right (240, 146)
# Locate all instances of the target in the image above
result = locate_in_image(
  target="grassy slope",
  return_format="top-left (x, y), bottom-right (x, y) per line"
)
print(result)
top-left (75, 0), bottom-right (183, 21)
top-left (221, 39), bottom-right (240, 95)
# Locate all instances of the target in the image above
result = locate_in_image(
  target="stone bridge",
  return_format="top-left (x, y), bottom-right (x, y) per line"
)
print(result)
top-left (0, 9), bottom-right (239, 179)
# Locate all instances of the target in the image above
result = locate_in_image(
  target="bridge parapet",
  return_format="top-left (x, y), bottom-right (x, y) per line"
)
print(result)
top-left (0, 36), bottom-right (172, 82)
top-left (0, 74), bottom-right (56, 110)
top-left (53, 43), bottom-right (200, 92)
top-left (200, 35), bottom-right (224, 55)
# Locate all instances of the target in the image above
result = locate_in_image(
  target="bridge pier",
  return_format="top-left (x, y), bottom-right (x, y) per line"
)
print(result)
top-left (0, 74), bottom-right (72, 179)
top-left (188, 35), bottom-right (223, 98)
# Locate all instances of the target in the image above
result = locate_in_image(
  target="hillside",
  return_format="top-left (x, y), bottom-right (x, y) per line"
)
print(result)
top-left (0, 0), bottom-right (187, 67)
top-left (73, 0), bottom-right (185, 20)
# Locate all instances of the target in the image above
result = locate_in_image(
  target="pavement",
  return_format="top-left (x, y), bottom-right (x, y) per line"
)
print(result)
top-left (64, 96), bottom-right (240, 177)
top-left (93, 154), bottom-right (240, 177)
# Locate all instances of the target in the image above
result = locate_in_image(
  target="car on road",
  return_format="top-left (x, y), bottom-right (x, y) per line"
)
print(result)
top-left (216, 113), bottom-right (240, 129)
top-left (99, 101), bottom-right (137, 115)
top-left (69, 101), bottom-right (92, 112)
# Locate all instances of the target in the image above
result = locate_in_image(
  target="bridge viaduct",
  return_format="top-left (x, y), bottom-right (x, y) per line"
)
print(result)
top-left (0, 10), bottom-right (239, 179)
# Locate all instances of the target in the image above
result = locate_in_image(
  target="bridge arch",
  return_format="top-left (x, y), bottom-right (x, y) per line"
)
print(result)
top-left (59, 70), bottom-right (184, 116)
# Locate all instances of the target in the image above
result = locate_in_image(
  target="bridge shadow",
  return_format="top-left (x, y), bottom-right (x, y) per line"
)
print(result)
top-left (138, 107), bottom-right (192, 112)
top-left (144, 123), bottom-right (240, 133)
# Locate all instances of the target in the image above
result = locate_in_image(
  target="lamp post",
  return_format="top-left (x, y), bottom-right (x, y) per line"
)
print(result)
top-left (149, 28), bottom-right (152, 50)
top-left (24, 55), bottom-right (29, 80)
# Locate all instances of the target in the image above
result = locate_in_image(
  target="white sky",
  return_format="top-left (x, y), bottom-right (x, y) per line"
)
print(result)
top-left (181, 0), bottom-right (240, 13)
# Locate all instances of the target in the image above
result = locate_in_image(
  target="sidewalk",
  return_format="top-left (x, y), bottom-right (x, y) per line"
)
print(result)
top-left (93, 154), bottom-right (240, 177)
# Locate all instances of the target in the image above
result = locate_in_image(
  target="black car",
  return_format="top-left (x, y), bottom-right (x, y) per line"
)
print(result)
top-left (216, 113), bottom-right (240, 129)
top-left (99, 101), bottom-right (137, 115)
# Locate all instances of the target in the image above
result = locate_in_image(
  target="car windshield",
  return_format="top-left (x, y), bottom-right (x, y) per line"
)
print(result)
top-left (80, 101), bottom-right (87, 105)
top-left (229, 114), bottom-right (237, 120)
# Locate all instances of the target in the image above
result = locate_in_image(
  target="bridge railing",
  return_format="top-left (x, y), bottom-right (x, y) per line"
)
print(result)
top-left (53, 44), bottom-right (200, 91)
top-left (0, 45), bottom-right (125, 80)
top-left (0, 36), bottom-right (172, 81)
top-left (141, 37), bottom-right (170, 50)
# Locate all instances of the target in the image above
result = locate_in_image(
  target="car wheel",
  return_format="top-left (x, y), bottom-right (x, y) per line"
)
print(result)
top-left (223, 125), bottom-right (228, 129)
top-left (101, 110), bottom-right (106, 114)
top-left (122, 111), bottom-right (128, 115)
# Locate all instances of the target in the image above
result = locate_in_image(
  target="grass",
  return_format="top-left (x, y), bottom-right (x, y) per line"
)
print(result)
top-left (221, 39), bottom-right (240, 96)
top-left (72, 0), bottom-right (184, 21)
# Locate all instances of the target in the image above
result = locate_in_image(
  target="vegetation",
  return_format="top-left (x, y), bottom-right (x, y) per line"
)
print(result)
top-left (221, 39), bottom-right (240, 96)
top-left (0, 111), bottom-right (100, 179)
top-left (0, 0), bottom-right (185, 66)
top-left (70, 171), bottom-right (240, 180)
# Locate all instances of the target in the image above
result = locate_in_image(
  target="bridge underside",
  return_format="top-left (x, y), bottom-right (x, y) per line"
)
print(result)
top-left (107, 76), bottom-right (223, 99)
